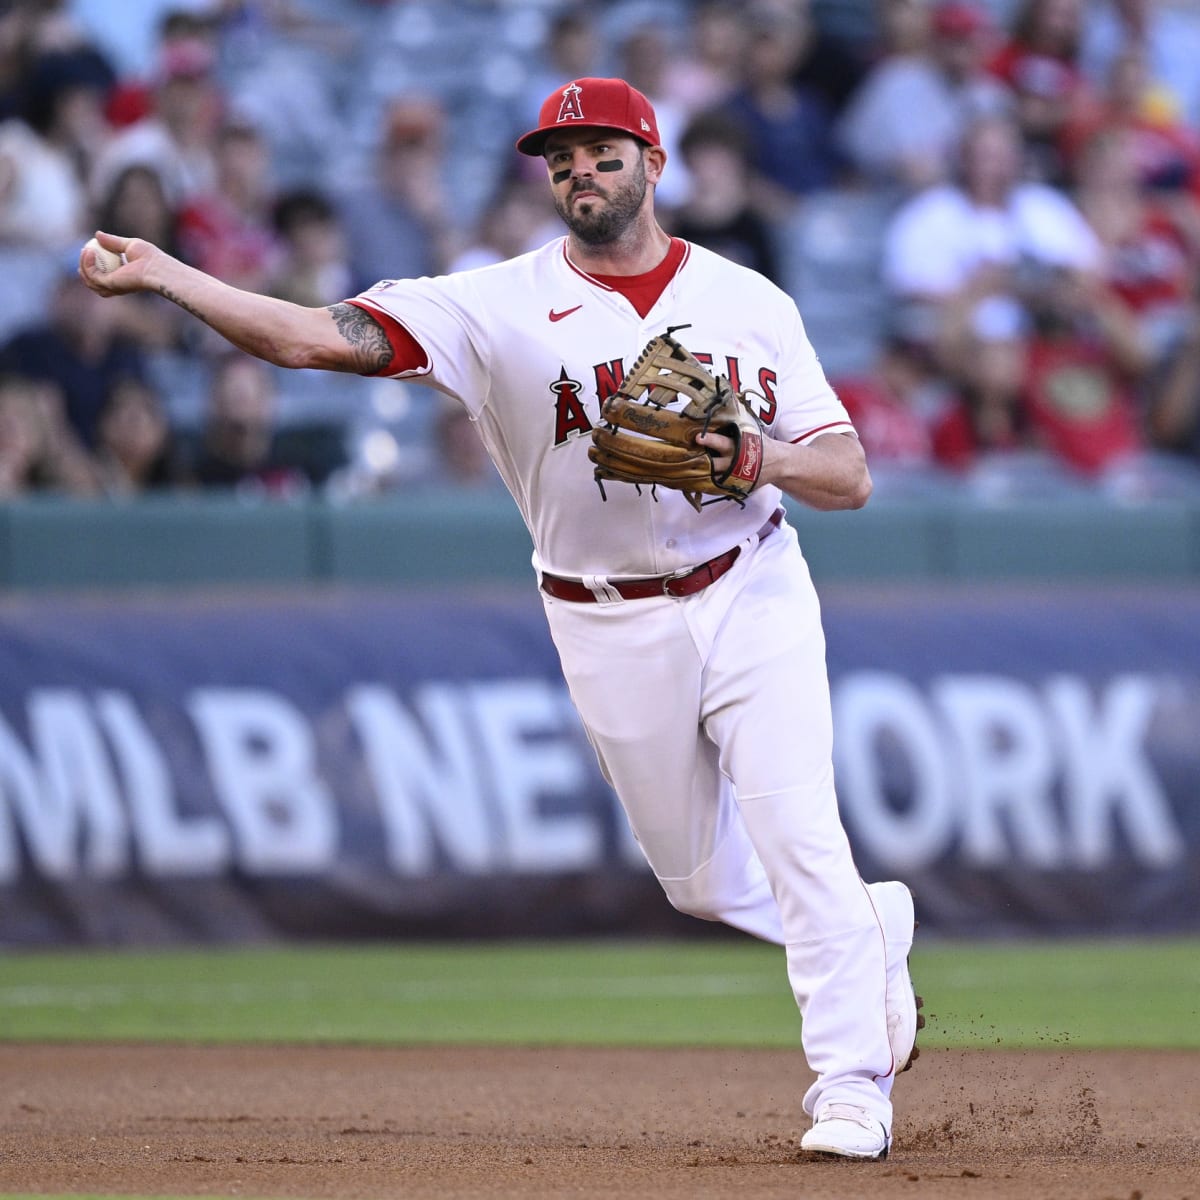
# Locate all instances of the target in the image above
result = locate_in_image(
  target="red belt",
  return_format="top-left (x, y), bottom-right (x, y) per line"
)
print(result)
top-left (540, 508), bottom-right (784, 603)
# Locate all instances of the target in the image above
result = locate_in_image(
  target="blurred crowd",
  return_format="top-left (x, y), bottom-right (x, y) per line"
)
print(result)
top-left (4, 0), bottom-right (1200, 503)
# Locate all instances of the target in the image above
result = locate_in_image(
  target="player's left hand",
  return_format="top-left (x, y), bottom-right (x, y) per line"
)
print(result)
top-left (695, 429), bottom-right (734, 475)
top-left (698, 429), bottom-right (782, 488)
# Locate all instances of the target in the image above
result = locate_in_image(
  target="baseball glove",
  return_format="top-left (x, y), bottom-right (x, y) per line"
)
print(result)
top-left (588, 331), bottom-right (764, 512)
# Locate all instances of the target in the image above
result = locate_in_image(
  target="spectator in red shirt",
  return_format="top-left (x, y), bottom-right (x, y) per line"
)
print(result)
top-left (931, 294), bottom-right (1032, 470)
top-left (177, 119), bottom-right (280, 293)
top-left (833, 334), bottom-right (947, 469)
top-left (1061, 45), bottom-right (1200, 198)
top-left (987, 0), bottom-right (1094, 183)
top-left (1060, 42), bottom-right (1200, 220)
top-left (933, 274), bottom-right (1149, 476)
top-left (1020, 269), bottom-right (1146, 474)
top-left (1073, 126), bottom-right (1200, 362)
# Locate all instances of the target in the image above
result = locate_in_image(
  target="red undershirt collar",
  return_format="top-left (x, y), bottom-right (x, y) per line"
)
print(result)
top-left (566, 238), bottom-right (689, 319)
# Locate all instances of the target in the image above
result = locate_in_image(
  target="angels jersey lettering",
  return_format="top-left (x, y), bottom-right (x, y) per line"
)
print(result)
top-left (350, 239), bottom-right (853, 578)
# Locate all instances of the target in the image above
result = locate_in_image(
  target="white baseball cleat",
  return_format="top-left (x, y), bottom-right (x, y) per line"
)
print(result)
top-left (801, 1102), bottom-right (891, 1160)
top-left (867, 880), bottom-right (924, 1074)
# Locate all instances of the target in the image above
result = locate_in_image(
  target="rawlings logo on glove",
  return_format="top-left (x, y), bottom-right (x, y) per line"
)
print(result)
top-left (588, 331), bottom-right (765, 512)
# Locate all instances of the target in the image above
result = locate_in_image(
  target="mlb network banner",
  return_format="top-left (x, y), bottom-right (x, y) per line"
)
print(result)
top-left (0, 585), bottom-right (1197, 943)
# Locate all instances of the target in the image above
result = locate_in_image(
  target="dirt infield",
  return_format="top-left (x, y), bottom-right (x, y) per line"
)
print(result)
top-left (1, 1043), bottom-right (1196, 1199)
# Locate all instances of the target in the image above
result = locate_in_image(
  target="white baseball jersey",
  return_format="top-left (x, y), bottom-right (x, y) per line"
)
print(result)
top-left (350, 238), bottom-right (854, 579)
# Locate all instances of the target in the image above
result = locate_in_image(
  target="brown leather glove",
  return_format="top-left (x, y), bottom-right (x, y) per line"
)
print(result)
top-left (588, 332), bottom-right (764, 512)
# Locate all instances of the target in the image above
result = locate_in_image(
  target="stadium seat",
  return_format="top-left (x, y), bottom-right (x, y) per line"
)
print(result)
top-left (965, 450), bottom-right (1095, 505)
top-left (779, 187), bottom-right (900, 380)
top-left (1099, 452), bottom-right (1200, 505)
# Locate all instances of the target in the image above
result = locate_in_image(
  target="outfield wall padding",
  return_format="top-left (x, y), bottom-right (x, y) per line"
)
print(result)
top-left (1, 493), bottom-right (1199, 591)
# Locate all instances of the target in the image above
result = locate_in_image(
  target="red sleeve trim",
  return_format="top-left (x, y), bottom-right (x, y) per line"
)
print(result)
top-left (344, 298), bottom-right (430, 377)
top-left (791, 421), bottom-right (857, 445)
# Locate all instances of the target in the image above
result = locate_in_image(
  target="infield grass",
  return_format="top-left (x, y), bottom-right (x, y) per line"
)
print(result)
top-left (1, 937), bottom-right (1197, 1050)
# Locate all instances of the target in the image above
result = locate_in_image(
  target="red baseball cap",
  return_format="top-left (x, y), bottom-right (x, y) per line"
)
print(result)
top-left (516, 77), bottom-right (660, 157)
top-left (932, 1), bottom-right (989, 37)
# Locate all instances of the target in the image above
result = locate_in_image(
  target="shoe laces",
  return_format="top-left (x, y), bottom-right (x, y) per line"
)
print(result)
top-left (816, 1103), bottom-right (876, 1130)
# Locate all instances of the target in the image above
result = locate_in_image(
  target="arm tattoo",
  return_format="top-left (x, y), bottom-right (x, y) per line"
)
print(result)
top-left (159, 286), bottom-right (204, 321)
top-left (327, 302), bottom-right (395, 374)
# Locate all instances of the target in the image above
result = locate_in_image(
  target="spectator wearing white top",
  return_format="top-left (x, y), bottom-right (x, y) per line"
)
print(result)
top-left (0, 49), bottom-right (114, 250)
top-left (882, 113), bottom-right (1102, 306)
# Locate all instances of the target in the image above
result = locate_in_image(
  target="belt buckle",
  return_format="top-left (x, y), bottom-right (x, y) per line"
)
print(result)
top-left (662, 563), bottom-right (699, 597)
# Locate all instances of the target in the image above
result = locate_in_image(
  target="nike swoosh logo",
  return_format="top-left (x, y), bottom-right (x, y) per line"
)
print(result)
top-left (549, 305), bottom-right (583, 322)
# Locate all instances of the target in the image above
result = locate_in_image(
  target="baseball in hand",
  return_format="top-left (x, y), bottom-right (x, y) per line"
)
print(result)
top-left (85, 238), bottom-right (124, 274)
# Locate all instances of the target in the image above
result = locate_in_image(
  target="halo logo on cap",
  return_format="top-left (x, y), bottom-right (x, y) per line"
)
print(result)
top-left (557, 83), bottom-right (585, 123)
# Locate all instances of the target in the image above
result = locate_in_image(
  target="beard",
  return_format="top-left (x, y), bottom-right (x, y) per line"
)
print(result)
top-left (554, 156), bottom-right (648, 245)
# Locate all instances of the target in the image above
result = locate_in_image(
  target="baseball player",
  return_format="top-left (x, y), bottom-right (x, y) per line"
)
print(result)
top-left (79, 77), bottom-right (921, 1162)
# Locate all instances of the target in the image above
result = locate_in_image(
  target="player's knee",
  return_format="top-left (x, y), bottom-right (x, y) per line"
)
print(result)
top-left (660, 876), bottom-right (724, 923)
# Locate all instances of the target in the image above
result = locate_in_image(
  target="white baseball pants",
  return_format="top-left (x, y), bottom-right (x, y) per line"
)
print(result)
top-left (540, 518), bottom-right (897, 1131)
